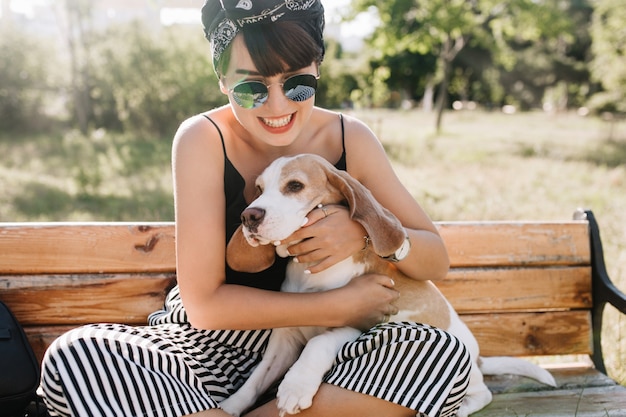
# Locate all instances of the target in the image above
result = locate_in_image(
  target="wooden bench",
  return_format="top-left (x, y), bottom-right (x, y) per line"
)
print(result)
top-left (1, 209), bottom-right (625, 416)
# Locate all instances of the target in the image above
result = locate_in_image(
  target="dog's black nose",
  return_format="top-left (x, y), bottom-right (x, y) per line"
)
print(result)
top-left (241, 207), bottom-right (265, 231)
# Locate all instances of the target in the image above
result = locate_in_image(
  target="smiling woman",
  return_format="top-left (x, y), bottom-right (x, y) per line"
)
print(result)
top-left (35, 1), bottom-right (471, 417)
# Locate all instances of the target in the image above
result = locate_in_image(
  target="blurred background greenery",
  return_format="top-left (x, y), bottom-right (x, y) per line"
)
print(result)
top-left (0, 0), bottom-right (624, 385)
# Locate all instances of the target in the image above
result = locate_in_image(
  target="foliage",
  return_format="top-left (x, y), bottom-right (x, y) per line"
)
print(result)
top-left (349, 0), bottom-right (589, 130)
top-left (316, 39), bottom-right (363, 109)
top-left (0, 25), bottom-right (62, 133)
top-left (86, 23), bottom-right (224, 137)
top-left (589, 0), bottom-right (626, 114)
top-left (2, 1), bottom-right (625, 138)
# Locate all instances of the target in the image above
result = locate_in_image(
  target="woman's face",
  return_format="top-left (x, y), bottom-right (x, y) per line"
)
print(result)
top-left (220, 35), bottom-right (318, 147)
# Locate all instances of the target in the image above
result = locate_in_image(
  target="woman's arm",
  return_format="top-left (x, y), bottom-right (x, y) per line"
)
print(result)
top-left (285, 113), bottom-right (449, 282)
top-left (172, 113), bottom-right (398, 331)
top-left (346, 116), bottom-right (449, 282)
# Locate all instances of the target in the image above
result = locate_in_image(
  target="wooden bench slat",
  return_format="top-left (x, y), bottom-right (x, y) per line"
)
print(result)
top-left (1, 266), bottom-right (591, 329)
top-left (25, 325), bottom-right (77, 363)
top-left (0, 221), bottom-right (590, 274)
top-left (20, 310), bottom-right (592, 363)
top-left (0, 223), bottom-right (176, 274)
top-left (473, 385), bottom-right (626, 416)
top-left (438, 221), bottom-right (590, 267)
top-left (439, 266), bottom-right (592, 313)
top-left (1, 274), bottom-right (176, 325)
top-left (464, 311), bottom-right (593, 356)
top-left (485, 366), bottom-right (620, 394)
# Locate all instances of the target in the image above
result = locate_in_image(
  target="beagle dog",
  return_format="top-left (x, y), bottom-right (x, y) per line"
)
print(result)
top-left (220, 154), bottom-right (555, 417)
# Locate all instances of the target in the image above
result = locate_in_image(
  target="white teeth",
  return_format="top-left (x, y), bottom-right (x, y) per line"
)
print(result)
top-left (262, 115), bottom-right (292, 128)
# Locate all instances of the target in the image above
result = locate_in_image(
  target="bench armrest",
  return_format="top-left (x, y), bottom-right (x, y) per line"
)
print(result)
top-left (576, 209), bottom-right (626, 373)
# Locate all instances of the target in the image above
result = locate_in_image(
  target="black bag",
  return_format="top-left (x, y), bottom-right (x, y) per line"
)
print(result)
top-left (0, 300), bottom-right (41, 417)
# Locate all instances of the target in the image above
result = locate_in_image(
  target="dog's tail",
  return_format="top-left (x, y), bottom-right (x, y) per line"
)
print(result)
top-left (479, 356), bottom-right (557, 387)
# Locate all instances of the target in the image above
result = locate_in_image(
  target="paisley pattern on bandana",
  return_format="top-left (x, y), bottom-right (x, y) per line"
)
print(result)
top-left (210, 18), bottom-right (238, 66)
top-left (286, 0), bottom-right (316, 11)
top-left (202, 0), bottom-right (324, 71)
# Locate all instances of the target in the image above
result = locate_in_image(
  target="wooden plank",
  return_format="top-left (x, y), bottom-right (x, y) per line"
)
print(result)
top-left (0, 223), bottom-right (176, 274)
top-left (2, 267), bottom-right (592, 328)
top-left (472, 385), bottom-right (626, 417)
top-left (24, 325), bottom-right (78, 364)
top-left (464, 311), bottom-right (593, 357)
top-left (0, 273), bottom-right (176, 325)
top-left (18, 304), bottom-right (591, 359)
top-left (438, 266), bottom-right (592, 313)
top-left (484, 366), bottom-right (621, 395)
top-left (0, 221), bottom-right (590, 272)
top-left (437, 221), bottom-right (590, 268)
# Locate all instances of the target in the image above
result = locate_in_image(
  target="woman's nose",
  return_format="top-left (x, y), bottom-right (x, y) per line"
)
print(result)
top-left (264, 82), bottom-right (290, 110)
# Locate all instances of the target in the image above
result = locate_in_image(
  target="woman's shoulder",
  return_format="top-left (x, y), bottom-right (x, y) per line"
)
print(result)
top-left (311, 108), bottom-right (376, 140)
top-left (176, 106), bottom-right (228, 134)
top-left (172, 107), bottom-right (232, 163)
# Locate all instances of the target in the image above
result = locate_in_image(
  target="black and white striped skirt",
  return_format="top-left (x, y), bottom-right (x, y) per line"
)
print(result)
top-left (39, 285), bottom-right (471, 417)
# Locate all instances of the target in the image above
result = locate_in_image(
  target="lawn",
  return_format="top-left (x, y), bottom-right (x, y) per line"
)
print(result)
top-left (1, 108), bottom-right (624, 384)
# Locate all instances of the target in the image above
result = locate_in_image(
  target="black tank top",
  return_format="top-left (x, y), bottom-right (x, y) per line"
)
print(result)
top-left (203, 114), bottom-right (347, 291)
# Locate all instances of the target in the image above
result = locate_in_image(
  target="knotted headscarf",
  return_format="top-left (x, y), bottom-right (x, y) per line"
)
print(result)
top-left (201, 0), bottom-right (325, 71)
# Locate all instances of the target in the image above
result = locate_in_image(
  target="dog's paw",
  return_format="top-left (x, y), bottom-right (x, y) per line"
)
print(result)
top-left (276, 372), bottom-right (321, 416)
top-left (456, 405), bottom-right (470, 417)
top-left (219, 397), bottom-right (244, 417)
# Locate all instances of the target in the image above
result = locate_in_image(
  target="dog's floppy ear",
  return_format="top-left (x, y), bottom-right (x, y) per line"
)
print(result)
top-left (325, 168), bottom-right (406, 257)
top-left (226, 225), bottom-right (276, 272)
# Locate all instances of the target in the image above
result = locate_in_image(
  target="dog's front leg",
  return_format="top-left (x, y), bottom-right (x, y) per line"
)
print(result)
top-left (277, 327), bottom-right (361, 416)
top-left (220, 328), bottom-right (306, 417)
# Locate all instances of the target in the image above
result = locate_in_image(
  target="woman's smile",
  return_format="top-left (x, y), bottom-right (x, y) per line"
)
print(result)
top-left (259, 112), bottom-right (296, 132)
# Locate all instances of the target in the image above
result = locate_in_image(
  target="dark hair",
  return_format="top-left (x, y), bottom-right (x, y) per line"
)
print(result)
top-left (216, 20), bottom-right (324, 77)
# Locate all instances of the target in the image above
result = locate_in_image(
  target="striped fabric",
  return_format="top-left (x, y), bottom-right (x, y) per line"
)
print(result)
top-left (39, 285), bottom-right (470, 417)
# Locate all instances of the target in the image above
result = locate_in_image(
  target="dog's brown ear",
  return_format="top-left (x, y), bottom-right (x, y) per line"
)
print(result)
top-left (226, 225), bottom-right (276, 272)
top-left (325, 168), bottom-right (406, 257)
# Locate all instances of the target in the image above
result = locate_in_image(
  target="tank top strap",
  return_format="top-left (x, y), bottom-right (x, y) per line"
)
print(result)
top-left (203, 114), bottom-right (227, 156)
top-left (336, 113), bottom-right (347, 171)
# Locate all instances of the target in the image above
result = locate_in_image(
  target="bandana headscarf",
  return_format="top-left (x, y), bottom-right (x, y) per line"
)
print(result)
top-left (201, 0), bottom-right (325, 71)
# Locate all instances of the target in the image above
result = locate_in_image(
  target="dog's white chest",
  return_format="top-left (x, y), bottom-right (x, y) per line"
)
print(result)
top-left (281, 257), bottom-right (366, 293)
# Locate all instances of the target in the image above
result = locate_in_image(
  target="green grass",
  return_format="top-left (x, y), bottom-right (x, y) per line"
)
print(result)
top-left (1, 109), bottom-right (625, 384)
top-left (0, 129), bottom-right (174, 221)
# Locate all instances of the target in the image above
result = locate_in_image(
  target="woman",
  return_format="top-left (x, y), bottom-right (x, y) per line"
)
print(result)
top-left (39, 1), bottom-right (471, 416)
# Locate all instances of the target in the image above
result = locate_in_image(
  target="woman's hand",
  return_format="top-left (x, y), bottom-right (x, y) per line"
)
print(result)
top-left (282, 204), bottom-right (367, 274)
top-left (335, 274), bottom-right (400, 331)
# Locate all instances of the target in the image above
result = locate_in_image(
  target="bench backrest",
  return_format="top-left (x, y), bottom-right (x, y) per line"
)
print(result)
top-left (0, 219), bottom-right (593, 363)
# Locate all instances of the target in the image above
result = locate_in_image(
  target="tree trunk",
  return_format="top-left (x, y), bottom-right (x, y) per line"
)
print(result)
top-left (435, 55), bottom-right (452, 134)
top-left (434, 35), bottom-right (466, 134)
top-left (58, 0), bottom-right (91, 134)
top-left (422, 76), bottom-right (435, 113)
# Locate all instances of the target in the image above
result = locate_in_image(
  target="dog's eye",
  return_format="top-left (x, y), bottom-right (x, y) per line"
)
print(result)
top-left (255, 185), bottom-right (263, 197)
top-left (285, 180), bottom-right (304, 193)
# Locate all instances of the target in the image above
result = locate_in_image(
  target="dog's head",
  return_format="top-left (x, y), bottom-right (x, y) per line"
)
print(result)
top-left (239, 154), bottom-right (340, 247)
top-left (238, 153), bottom-right (406, 258)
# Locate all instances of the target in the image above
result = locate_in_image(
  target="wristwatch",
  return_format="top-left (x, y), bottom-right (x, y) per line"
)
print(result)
top-left (382, 235), bottom-right (411, 262)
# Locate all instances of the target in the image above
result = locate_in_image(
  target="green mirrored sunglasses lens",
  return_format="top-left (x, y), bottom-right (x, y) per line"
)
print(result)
top-left (232, 82), bottom-right (269, 109)
top-left (283, 74), bottom-right (318, 102)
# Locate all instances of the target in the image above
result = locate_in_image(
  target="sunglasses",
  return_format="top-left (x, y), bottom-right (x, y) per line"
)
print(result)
top-left (229, 73), bottom-right (319, 109)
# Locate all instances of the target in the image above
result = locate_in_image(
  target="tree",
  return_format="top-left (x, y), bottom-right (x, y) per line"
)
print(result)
top-left (55, 0), bottom-right (95, 134)
top-left (350, 0), bottom-right (577, 133)
top-left (0, 24), bottom-right (59, 132)
top-left (589, 0), bottom-right (626, 114)
top-left (87, 22), bottom-right (223, 136)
